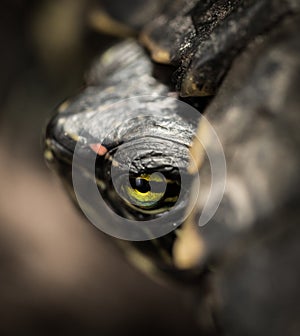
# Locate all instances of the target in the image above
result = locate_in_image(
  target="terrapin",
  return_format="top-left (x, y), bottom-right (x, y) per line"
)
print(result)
top-left (44, 1), bottom-right (300, 335)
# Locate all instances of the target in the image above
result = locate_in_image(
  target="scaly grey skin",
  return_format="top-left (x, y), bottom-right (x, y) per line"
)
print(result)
top-left (45, 40), bottom-right (197, 167)
top-left (45, 39), bottom-right (200, 246)
top-left (45, 1), bottom-right (300, 335)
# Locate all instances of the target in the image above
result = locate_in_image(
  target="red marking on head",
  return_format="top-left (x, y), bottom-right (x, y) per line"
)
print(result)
top-left (89, 143), bottom-right (108, 156)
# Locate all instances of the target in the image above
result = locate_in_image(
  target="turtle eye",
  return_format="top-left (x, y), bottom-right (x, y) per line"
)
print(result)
top-left (124, 173), bottom-right (166, 209)
top-left (97, 156), bottom-right (183, 219)
top-left (119, 172), bottom-right (171, 210)
top-left (117, 171), bottom-right (181, 215)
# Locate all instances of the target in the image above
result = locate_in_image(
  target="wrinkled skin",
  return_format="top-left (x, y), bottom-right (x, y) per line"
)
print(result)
top-left (141, 0), bottom-right (298, 95)
top-left (45, 1), bottom-right (300, 335)
top-left (180, 15), bottom-right (300, 336)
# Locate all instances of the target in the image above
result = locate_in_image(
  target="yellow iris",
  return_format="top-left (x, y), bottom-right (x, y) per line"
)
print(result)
top-left (124, 173), bottom-right (166, 209)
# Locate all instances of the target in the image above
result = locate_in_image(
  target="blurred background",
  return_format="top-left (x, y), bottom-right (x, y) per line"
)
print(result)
top-left (0, 1), bottom-right (200, 335)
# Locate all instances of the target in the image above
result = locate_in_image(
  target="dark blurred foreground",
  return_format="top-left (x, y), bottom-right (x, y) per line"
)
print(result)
top-left (0, 1), bottom-right (200, 335)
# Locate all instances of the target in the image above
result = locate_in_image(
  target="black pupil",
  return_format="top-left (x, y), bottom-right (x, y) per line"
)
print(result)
top-left (130, 177), bottom-right (150, 193)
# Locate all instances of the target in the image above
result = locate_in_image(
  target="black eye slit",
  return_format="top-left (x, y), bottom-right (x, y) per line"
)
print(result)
top-left (130, 177), bottom-right (151, 193)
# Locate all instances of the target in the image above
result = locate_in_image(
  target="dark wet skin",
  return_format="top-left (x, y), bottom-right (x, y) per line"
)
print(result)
top-left (141, 0), bottom-right (297, 95)
top-left (44, 2), bottom-right (300, 335)
top-left (45, 40), bottom-right (200, 220)
top-left (45, 40), bottom-right (203, 272)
